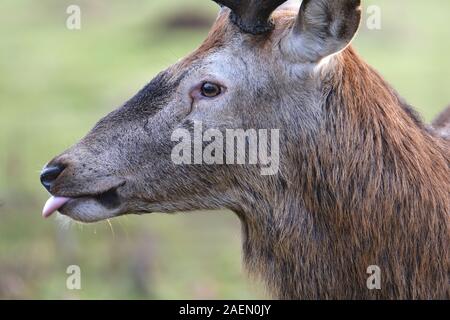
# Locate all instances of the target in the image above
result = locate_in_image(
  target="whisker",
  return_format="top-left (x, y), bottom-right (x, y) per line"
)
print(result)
top-left (106, 219), bottom-right (115, 238)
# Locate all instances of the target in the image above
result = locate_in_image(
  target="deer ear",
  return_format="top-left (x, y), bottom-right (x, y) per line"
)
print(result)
top-left (283, 0), bottom-right (362, 62)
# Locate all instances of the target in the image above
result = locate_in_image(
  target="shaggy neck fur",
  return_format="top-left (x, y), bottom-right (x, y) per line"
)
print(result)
top-left (238, 47), bottom-right (449, 299)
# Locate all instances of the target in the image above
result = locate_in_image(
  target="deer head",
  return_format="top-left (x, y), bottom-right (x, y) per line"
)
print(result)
top-left (40, 0), bottom-right (362, 223)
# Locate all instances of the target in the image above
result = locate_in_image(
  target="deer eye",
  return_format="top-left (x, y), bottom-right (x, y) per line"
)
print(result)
top-left (200, 82), bottom-right (222, 98)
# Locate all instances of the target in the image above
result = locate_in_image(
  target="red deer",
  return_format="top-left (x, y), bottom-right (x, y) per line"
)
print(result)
top-left (433, 106), bottom-right (450, 140)
top-left (40, 0), bottom-right (449, 299)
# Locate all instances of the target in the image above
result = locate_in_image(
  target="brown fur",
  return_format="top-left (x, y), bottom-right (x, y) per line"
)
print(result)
top-left (177, 13), bottom-right (231, 69)
top-left (242, 47), bottom-right (449, 299)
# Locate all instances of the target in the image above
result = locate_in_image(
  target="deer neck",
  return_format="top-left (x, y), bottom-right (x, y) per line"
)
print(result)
top-left (236, 47), bottom-right (449, 299)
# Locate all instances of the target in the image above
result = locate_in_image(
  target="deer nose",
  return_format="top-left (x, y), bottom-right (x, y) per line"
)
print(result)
top-left (40, 165), bottom-right (64, 192)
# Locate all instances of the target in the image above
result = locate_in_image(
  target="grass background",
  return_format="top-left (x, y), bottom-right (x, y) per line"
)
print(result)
top-left (0, 0), bottom-right (449, 299)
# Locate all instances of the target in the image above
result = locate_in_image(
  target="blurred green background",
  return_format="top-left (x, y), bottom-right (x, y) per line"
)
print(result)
top-left (0, 0), bottom-right (449, 299)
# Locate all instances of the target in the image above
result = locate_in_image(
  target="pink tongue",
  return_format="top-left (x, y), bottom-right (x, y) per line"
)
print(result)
top-left (42, 196), bottom-right (71, 218)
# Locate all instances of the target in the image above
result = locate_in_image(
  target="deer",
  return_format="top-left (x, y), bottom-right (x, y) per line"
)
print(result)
top-left (433, 106), bottom-right (450, 140)
top-left (40, 0), bottom-right (449, 299)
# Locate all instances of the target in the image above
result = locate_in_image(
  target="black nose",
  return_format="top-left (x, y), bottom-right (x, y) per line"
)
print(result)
top-left (40, 165), bottom-right (64, 192)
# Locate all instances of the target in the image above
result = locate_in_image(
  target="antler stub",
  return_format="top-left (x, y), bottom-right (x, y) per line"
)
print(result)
top-left (213, 0), bottom-right (288, 35)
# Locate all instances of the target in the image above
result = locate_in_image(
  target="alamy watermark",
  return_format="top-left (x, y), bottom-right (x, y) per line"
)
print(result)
top-left (66, 5), bottom-right (81, 30)
top-left (66, 265), bottom-right (82, 290)
top-left (366, 5), bottom-right (382, 30)
top-left (366, 265), bottom-right (381, 290)
top-left (171, 121), bottom-right (280, 176)
top-left (65, 3), bottom-right (383, 31)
